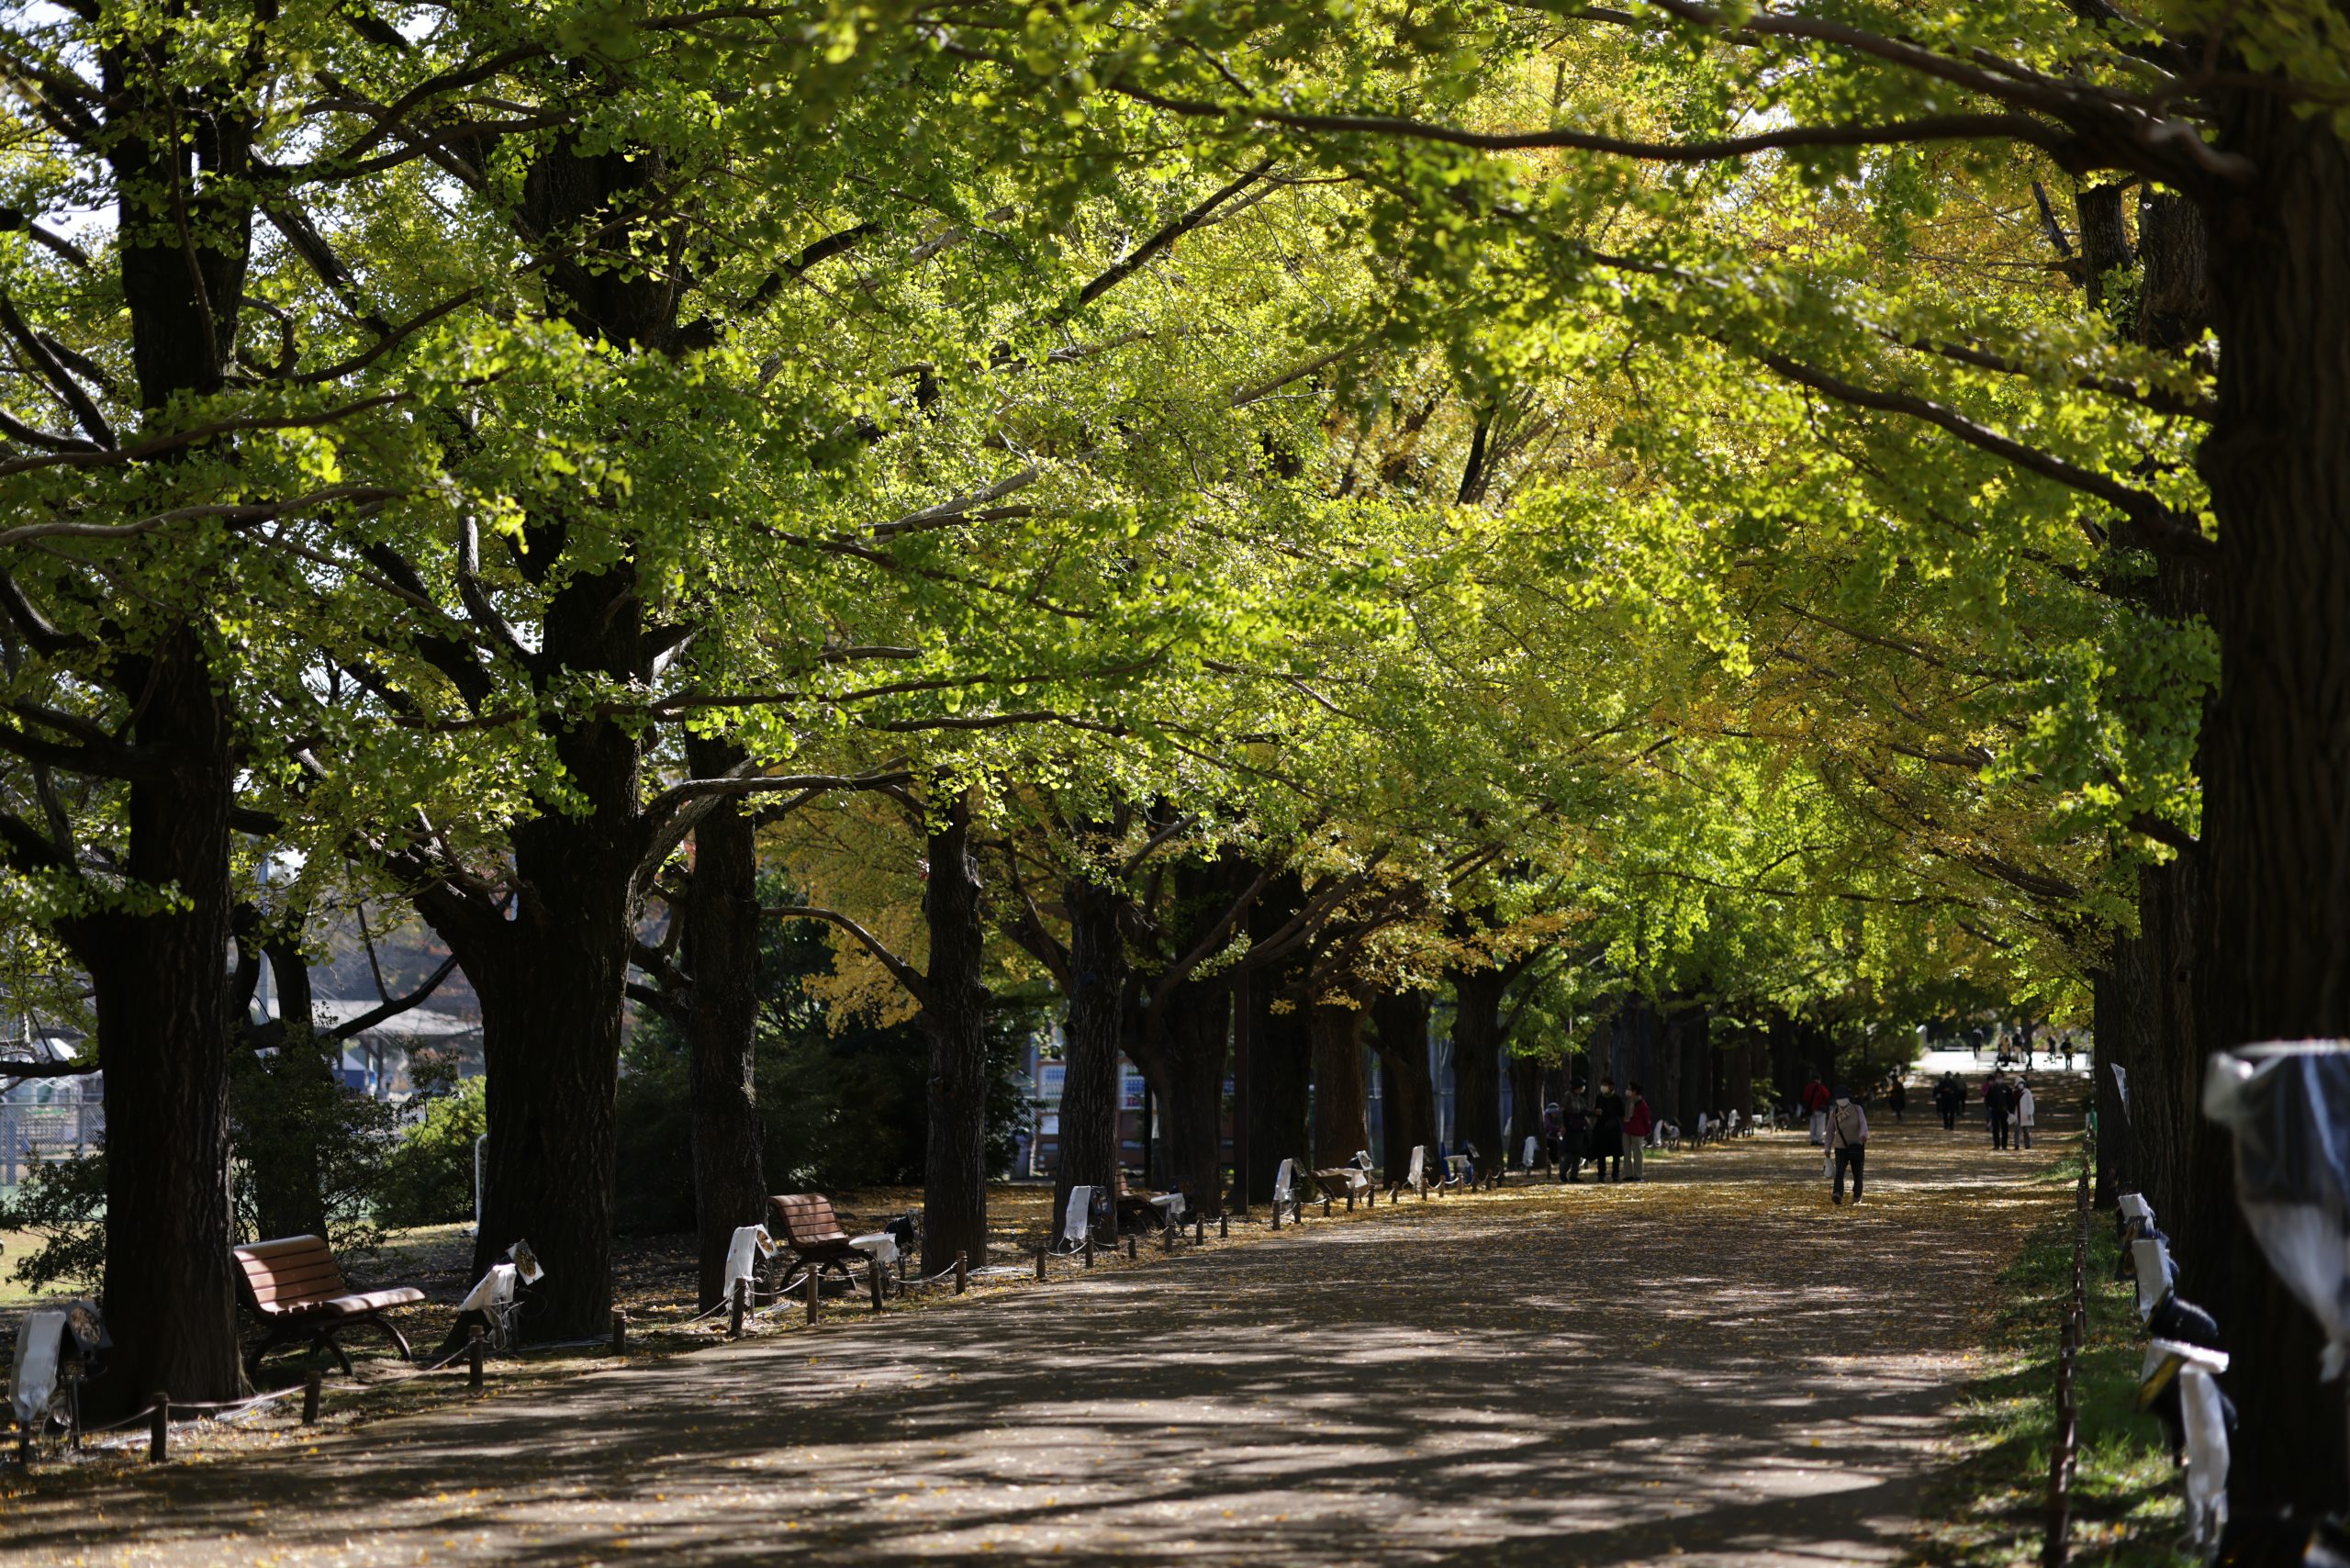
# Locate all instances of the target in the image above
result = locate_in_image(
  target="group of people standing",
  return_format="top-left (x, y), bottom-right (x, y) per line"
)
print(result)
top-left (1539, 1077), bottom-right (1653, 1183)
top-left (1930, 1070), bottom-right (2036, 1148)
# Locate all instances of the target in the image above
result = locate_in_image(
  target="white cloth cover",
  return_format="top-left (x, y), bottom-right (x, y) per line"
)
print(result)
top-left (1060, 1184), bottom-right (1095, 1249)
top-left (1147, 1193), bottom-right (1187, 1224)
top-left (2111, 1062), bottom-right (2130, 1112)
top-left (2132, 1236), bottom-right (2175, 1320)
top-left (2179, 1364), bottom-right (2231, 1548)
top-left (1272, 1159), bottom-right (1299, 1205)
top-left (722, 1224), bottom-right (775, 1295)
top-left (1342, 1168), bottom-right (1370, 1194)
top-left (1444, 1154), bottom-right (1472, 1183)
top-left (2119, 1193), bottom-right (2154, 1226)
top-left (9, 1309), bottom-right (64, 1428)
top-left (1521, 1136), bottom-right (1540, 1169)
top-left (458, 1263), bottom-right (519, 1315)
top-left (848, 1232), bottom-right (899, 1269)
top-left (1406, 1146), bottom-right (1427, 1191)
top-left (1351, 1149), bottom-right (1373, 1170)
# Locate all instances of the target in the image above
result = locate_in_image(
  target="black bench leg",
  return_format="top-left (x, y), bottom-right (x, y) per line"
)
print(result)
top-left (246, 1323), bottom-right (297, 1381)
top-left (313, 1330), bottom-right (354, 1377)
top-left (367, 1314), bottom-right (415, 1362)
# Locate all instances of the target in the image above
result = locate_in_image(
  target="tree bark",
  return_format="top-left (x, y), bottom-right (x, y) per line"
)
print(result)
top-left (1053, 867), bottom-right (1128, 1225)
top-left (1309, 998), bottom-right (1370, 1163)
top-left (2190, 92), bottom-right (2350, 1512)
top-left (920, 792), bottom-right (991, 1274)
top-left (1506, 1051), bottom-right (1542, 1150)
top-left (65, 630), bottom-right (244, 1409)
top-left (1368, 989), bottom-right (1438, 1168)
top-left (1147, 980), bottom-right (1230, 1210)
top-left (1245, 879), bottom-right (1312, 1193)
top-left (683, 737), bottom-right (764, 1311)
top-left (1447, 967), bottom-right (1505, 1159)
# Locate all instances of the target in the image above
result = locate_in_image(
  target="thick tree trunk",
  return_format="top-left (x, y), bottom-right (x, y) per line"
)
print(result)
top-left (67, 632), bottom-right (243, 1409)
top-left (920, 794), bottom-right (991, 1274)
top-left (1309, 999), bottom-right (1369, 1163)
top-left (2191, 95), bottom-right (2350, 1512)
top-left (1368, 990), bottom-right (1438, 1168)
top-left (1142, 980), bottom-right (1229, 1211)
top-left (2088, 968), bottom-right (2127, 1211)
top-left (1247, 987), bottom-right (1312, 1192)
top-left (249, 934), bottom-right (331, 1243)
top-left (1053, 871), bottom-right (1128, 1225)
top-left (1506, 1052), bottom-right (1542, 1150)
top-left (683, 738), bottom-right (764, 1311)
top-left (1447, 967), bottom-right (1505, 1159)
top-left (1728, 1033), bottom-right (1754, 1122)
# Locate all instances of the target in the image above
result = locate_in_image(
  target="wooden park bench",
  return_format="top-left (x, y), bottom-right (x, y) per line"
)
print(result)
top-left (767, 1193), bottom-right (870, 1293)
top-left (232, 1234), bottom-right (424, 1378)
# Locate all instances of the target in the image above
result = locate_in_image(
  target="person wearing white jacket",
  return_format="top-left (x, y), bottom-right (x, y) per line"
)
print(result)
top-left (1829, 1088), bottom-right (1870, 1205)
top-left (2016, 1081), bottom-right (2038, 1150)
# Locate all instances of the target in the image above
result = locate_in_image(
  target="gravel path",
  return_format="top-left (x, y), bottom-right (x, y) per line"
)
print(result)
top-left (2, 1108), bottom-right (2067, 1566)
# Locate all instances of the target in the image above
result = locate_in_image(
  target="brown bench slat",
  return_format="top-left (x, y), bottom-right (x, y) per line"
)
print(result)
top-left (768, 1194), bottom-right (854, 1249)
top-left (240, 1259), bottom-right (348, 1290)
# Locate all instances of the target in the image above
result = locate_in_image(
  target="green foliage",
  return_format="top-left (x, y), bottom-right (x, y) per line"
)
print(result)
top-left (375, 1067), bottom-right (488, 1230)
top-left (228, 1042), bottom-right (400, 1252)
top-left (0, 1152), bottom-right (106, 1294)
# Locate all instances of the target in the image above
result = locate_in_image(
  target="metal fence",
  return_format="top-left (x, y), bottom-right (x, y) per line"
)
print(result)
top-left (0, 1097), bottom-right (105, 1186)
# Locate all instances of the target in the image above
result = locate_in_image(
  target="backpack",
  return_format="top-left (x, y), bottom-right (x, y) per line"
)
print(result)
top-left (1831, 1102), bottom-right (1865, 1148)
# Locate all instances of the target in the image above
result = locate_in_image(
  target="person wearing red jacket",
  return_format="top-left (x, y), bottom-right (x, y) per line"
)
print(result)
top-left (1802, 1076), bottom-right (1833, 1146)
top-left (1623, 1082), bottom-right (1654, 1182)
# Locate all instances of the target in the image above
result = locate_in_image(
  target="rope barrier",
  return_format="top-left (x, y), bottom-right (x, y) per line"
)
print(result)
top-left (2042, 1119), bottom-right (2095, 1568)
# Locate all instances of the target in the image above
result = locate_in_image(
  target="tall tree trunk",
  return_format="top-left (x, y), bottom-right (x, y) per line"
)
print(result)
top-left (1506, 1051), bottom-right (1542, 1151)
top-left (1368, 990), bottom-right (1437, 1167)
top-left (683, 737), bottom-right (764, 1311)
top-left (920, 793), bottom-right (991, 1274)
top-left (1447, 967), bottom-right (1505, 1158)
top-left (2088, 968), bottom-right (2127, 1211)
top-left (1142, 980), bottom-right (1229, 1211)
top-left (2191, 95), bottom-right (2350, 1512)
top-left (1309, 998), bottom-right (1369, 1163)
top-left (68, 632), bottom-right (243, 1409)
top-left (1244, 879), bottom-right (1311, 1192)
top-left (1728, 1032), bottom-right (1755, 1122)
top-left (427, 569), bottom-right (643, 1340)
top-left (248, 932), bottom-right (330, 1243)
top-left (1053, 869), bottom-right (1128, 1225)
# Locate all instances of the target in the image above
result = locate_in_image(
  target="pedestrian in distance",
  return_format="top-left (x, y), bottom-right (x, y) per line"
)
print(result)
top-left (1886, 1079), bottom-right (1907, 1124)
top-left (1938, 1071), bottom-right (1965, 1131)
top-left (1591, 1077), bottom-right (1628, 1183)
top-left (2016, 1078), bottom-right (2037, 1150)
top-left (1802, 1074), bottom-right (1832, 1146)
top-left (1542, 1100), bottom-right (1563, 1173)
top-left (1559, 1080), bottom-right (1590, 1182)
top-left (1623, 1081), bottom-right (1652, 1182)
top-left (1984, 1070), bottom-right (2014, 1150)
top-left (1829, 1085), bottom-right (1869, 1204)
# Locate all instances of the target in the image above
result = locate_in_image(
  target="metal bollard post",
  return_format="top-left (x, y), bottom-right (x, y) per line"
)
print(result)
top-left (1125, 1234), bottom-right (1136, 1260)
top-left (148, 1394), bottom-right (168, 1463)
top-left (302, 1372), bottom-right (322, 1426)
top-left (730, 1277), bottom-right (748, 1339)
top-left (1082, 1235), bottom-right (1094, 1269)
top-left (867, 1259), bottom-right (885, 1313)
top-left (1193, 1213), bottom-right (1204, 1245)
top-left (1035, 1247), bottom-right (1046, 1282)
top-left (1270, 1204), bottom-right (1281, 1231)
top-left (467, 1327), bottom-right (485, 1390)
top-left (16, 1425), bottom-right (30, 1472)
top-left (955, 1250), bottom-right (968, 1294)
top-left (1218, 1214), bottom-right (1228, 1239)
top-left (1323, 1195), bottom-right (1332, 1216)
top-left (1346, 1190), bottom-right (1355, 1213)
top-left (804, 1267), bottom-right (820, 1327)
top-left (1162, 1220), bottom-right (1172, 1252)
top-left (611, 1309), bottom-right (628, 1357)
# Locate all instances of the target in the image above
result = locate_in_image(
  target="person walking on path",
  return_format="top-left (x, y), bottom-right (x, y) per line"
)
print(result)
top-left (1829, 1086), bottom-right (1869, 1204)
top-left (1541, 1101), bottom-right (1563, 1173)
top-left (1886, 1079), bottom-right (1908, 1124)
top-left (1983, 1071), bottom-right (2014, 1150)
top-left (1623, 1083), bottom-right (1653, 1182)
top-left (2016, 1080), bottom-right (2037, 1150)
top-left (1558, 1081), bottom-right (1590, 1182)
top-left (1802, 1075), bottom-right (1832, 1146)
top-left (1935, 1071), bottom-right (1964, 1131)
top-left (1591, 1078), bottom-right (1628, 1183)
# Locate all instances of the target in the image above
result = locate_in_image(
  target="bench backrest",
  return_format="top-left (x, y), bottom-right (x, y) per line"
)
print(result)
top-left (233, 1235), bottom-right (348, 1316)
top-left (768, 1193), bottom-right (850, 1249)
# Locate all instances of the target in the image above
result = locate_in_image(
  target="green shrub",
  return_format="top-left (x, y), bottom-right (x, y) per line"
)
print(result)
top-left (375, 1068), bottom-right (487, 1227)
top-left (0, 1151), bottom-right (106, 1292)
top-left (229, 1041), bottom-right (399, 1252)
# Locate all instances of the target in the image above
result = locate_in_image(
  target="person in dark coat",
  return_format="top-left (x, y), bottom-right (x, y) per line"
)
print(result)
top-left (1558, 1081), bottom-right (1590, 1182)
top-left (1934, 1071), bottom-right (1964, 1131)
top-left (1886, 1079), bottom-right (1908, 1123)
top-left (1590, 1077), bottom-right (1628, 1183)
top-left (1983, 1070), bottom-right (2015, 1149)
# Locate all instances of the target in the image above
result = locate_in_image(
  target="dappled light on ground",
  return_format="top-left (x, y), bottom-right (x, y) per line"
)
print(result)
top-left (1, 1113), bottom-right (2067, 1565)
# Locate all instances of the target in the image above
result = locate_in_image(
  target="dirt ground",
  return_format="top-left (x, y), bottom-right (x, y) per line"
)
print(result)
top-left (0, 1104), bottom-right (2071, 1566)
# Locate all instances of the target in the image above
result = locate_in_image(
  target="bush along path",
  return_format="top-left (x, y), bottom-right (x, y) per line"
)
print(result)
top-left (2, 1101), bottom-right (2083, 1566)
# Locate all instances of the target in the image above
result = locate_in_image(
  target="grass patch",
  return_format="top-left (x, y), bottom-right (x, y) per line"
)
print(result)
top-left (1917, 1157), bottom-right (2189, 1566)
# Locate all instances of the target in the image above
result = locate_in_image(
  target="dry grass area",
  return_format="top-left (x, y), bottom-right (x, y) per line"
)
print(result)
top-left (0, 1109), bottom-right (2108, 1566)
